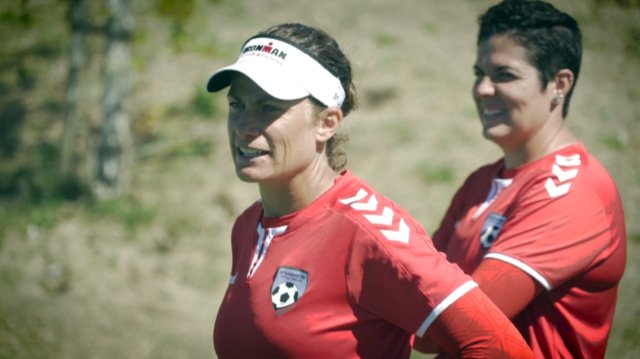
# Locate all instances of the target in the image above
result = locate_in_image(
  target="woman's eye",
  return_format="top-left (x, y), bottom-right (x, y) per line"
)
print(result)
top-left (261, 104), bottom-right (282, 112)
top-left (228, 100), bottom-right (243, 110)
top-left (493, 72), bottom-right (516, 82)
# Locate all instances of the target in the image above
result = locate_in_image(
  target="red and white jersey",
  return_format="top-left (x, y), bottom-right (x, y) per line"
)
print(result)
top-left (433, 143), bottom-right (627, 359)
top-left (214, 171), bottom-right (475, 359)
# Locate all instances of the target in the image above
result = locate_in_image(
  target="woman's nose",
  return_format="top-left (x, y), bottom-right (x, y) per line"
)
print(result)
top-left (233, 114), bottom-right (260, 138)
top-left (474, 76), bottom-right (495, 98)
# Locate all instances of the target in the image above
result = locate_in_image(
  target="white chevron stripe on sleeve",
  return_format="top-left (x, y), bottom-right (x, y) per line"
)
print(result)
top-left (351, 194), bottom-right (379, 211)
top-left (339, 188), bottom-right (411, 244)
top-left (551, 163), bottom-right (579, 182)
top-left (545, 178), bottom-right (572, 198)
top-left (380, 218), bottom-right (410, 244)
top-left (555, 154), bottom-right (581, 167)
top-left (364, 206), bottom-right (393, 225)
top-left (339, 189), bottom-right (368, 205)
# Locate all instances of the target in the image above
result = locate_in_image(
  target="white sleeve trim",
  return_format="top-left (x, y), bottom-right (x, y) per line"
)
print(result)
top-left (416, 280), bottom-right (478, 337)
top-left (484, 252), bottom-right (552, 291)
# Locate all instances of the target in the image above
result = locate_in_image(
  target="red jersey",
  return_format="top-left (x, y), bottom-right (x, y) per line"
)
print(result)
top-left (214, 171), bottom-right (475, 358)
top-left (433, 143), bottom-right (627, 359)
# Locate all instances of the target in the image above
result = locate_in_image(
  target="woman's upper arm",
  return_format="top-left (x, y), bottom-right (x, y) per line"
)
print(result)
top-left (421, 286), bottom-right (534, 358)
top-left (471, 258), bottom-right (543, 319)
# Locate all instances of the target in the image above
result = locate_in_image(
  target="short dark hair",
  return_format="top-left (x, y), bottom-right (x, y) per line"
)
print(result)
top-left (257, 23), bottom-right (358, 171)
top-left (478, 0), bottom-right (582, 118)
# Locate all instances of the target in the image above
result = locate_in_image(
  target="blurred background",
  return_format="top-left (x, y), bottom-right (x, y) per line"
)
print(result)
top-left (0, 0), bottom-right (638, 358)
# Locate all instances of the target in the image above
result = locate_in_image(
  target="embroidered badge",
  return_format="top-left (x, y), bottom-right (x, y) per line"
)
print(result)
top-left (271, 267), bottom-right (309, 312)
top-left (480, 212), bottom-right (506, 249)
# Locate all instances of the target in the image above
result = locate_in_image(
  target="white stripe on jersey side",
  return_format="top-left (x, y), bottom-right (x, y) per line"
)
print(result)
top-left (416, 281), bottom-right (478, 337)
top-left (247, 224), bottom-right (287, 278)
top-left (484, 252), bottom-right (552, 290)
top-left (339, 188), bottom-right (410, 244)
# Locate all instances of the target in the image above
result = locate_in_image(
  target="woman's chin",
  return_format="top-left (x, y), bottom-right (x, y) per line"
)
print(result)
top-left (236, 166), bottom-right (276, 184)
top-left (482, 124), bottom-right (511, 142)
top-left (236, 174), bottom-right (260, 183)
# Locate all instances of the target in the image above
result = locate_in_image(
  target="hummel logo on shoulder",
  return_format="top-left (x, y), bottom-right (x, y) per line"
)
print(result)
top-left (545, 154), bottom-right (581, 198)
top-left (340, 189), bottom-right (410, 244)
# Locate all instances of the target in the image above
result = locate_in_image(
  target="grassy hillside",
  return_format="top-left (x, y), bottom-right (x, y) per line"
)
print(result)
top-left (0, 0), bottom-right (638, 358)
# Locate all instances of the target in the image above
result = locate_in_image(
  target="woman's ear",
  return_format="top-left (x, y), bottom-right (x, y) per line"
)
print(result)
top-left (316, 107), bottom-right (343, 143)
top-left (553, 69), bottom-right (574, 98)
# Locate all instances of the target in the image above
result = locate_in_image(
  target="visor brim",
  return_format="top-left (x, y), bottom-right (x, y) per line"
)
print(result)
top-left (206, 61), bottom-right (310, 101)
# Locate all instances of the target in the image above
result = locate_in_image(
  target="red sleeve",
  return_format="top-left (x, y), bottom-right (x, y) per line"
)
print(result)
top-left (346, 209), bottom-right (473, 334)
top-left (420, 287), bottom-right (534, 358)
top-left (471, 258), bottom-right (543, 319)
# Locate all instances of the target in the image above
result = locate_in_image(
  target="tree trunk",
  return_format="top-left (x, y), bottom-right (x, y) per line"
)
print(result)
top-left (60, 0), bottom-right (88, 178)
top-left (95, 0), bottom-right (134, 198)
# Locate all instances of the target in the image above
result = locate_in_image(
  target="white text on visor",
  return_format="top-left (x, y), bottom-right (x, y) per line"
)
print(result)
top-left (209, 37), bottom-right (345, 108)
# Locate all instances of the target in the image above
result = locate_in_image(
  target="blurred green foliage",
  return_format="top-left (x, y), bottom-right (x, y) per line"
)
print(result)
top-left (190, 85), bottom-right (218, 118)
top-left (0, 201), bottom-right (62, 250)
top-left (416, 164), bottom-right (455, 184)
top-left (156, 0), bottom-right (195, 23)
top-left (156, 0), bottom-right (195, 49)
top-left (89, 197), bottom-right (156, 231)
top-left (0, 100), bottom-right (26, 158)
top-left (0, 1), bottom-right (34, 27)
top-left (601, 133), bottom-right (629, 152)
top-left (163, 138), bottom-right (213, 159)
top-left (595, 0), bottom-right (640, 7)
top-left (625, 26), bottom-right (640, 59)
top-left (375, 34), bottom-right (400, 47)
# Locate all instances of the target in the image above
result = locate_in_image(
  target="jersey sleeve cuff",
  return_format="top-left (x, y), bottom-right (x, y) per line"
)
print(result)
top-left (415, 280), bottom-right (478, 337)
top-left (484, 252), bottom-right (552, 290)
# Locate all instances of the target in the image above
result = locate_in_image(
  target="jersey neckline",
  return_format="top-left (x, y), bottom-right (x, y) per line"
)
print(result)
top-left (261, 170), bottom-right (353, 229)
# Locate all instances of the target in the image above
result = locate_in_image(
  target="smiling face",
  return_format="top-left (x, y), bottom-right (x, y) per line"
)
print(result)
top-left (226, 73), bottom-right (323, 184)
top-left (472, 35), bottom-right (557, 151)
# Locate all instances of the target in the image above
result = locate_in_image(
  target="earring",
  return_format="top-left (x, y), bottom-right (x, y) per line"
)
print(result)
top-left (553, 92), bottom-right (564, 106)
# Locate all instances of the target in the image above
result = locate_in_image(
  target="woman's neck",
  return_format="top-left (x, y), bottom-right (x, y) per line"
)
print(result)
top-left (503, 121), bottom-right (578, 169)
top-left (259, 165), bottom-right (339, 218)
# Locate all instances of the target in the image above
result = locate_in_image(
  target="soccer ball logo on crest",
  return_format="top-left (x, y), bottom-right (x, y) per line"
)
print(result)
top-left (271, 281), bottom-right (299, 309)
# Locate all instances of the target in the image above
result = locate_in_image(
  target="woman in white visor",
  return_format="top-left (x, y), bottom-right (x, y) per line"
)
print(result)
top-left (208, 22), bottom-right (533, 359)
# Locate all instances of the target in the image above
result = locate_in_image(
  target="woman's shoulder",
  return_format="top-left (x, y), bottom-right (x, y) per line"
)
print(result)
top-left (234, 199), bottom-right (263, 225)
top-left (508, 144), bottom-right (621, 207)
top-left (333, 173), bottom-right (428, 246)
top-left (456, 159), bottom-right (504, 190)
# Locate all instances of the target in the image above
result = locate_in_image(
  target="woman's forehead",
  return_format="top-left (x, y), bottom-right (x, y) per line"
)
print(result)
top-left (476, 35), bottom-right (530, 66)
top-left (228, 73), bottom-right (268, 97)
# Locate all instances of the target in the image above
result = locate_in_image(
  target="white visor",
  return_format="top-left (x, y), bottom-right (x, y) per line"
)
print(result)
top-left (206, 37), bottom-right (345, 107)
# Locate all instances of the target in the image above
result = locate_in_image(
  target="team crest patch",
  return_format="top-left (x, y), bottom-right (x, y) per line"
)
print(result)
top-left (271, 267), bottom-right (308, 311)
top-left (480, 212), bottom-right (506, 249)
